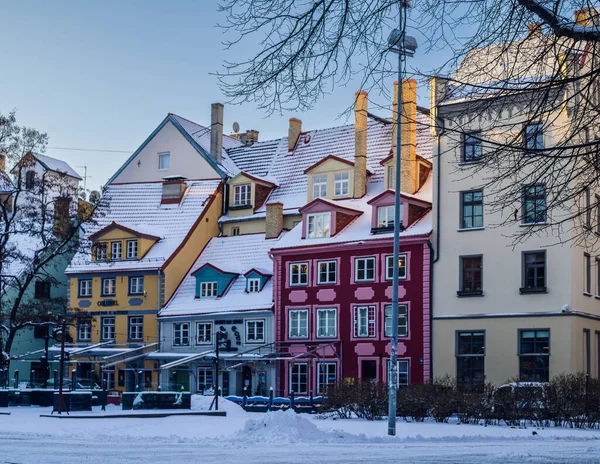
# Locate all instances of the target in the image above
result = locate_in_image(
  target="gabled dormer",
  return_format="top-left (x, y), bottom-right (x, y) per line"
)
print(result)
top-left (228, 171), bottom-right (277, 217)
top-left (380, 153), bottom-right (432, 192)
top-left (244, 268), bottom-right (272, 293)
top-left (367, 190), bottom-right (431, 234)
top-left (304, 155), bottom-right (369, 202)
top-left (298, 198), bottom-right (362, 239)
top-left (192, 263), bottom-right (238, 298)
top-left (88, 222), bottom-right (160, 262)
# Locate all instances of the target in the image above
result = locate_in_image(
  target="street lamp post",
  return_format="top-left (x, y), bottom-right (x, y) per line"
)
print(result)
top-left (387, 2), bottom-right (417, 437)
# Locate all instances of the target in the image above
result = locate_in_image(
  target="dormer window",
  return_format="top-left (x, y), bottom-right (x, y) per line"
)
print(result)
top-left (377, 205), bottom-right (399, 229)
top-left (158, 152), bottom-right (170, 171)
top-left (248, 278), bottom-right (261, 293)
top-left (95, 242), bottom-right (107, 261)
top-left (307, 212), bottom-right (331, 238)
top-left (233, 184), bottom-right (251, 207)
top-left (387, 166), bottom-right (395, 189)
top-left (200, 282), bottom-right (218, 298)
top-left (126, 240), bottom-right (138, 259)
top-left (334, 172), bottom-right (349, 197)
top-left (312, 175), bottom-right (327, 199)
top-left (111, 241), bottom-right (122, 260)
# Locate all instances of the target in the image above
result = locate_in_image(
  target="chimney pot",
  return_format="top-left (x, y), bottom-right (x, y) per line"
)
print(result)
top-left (354, 91), bottom-right (368, 198)
top-left (265, 202), bottom-right (284, 239)
top-left (288, 118), bottom-right (302, 151)
top-left (211, 103), bottom-right (224, 164)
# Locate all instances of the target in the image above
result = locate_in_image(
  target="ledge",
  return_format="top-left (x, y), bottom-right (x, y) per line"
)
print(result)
top-left (457, 290), bottom-right (483, 297)
top-left (519, 287), bottom-right (547, 294)
top-left (458, 160), bottom-right (482, 166)
top-left (229, 204), bottom-right (253, 211)
top-left (457, 227), bottom-right (485, 232)
top-left (519, 222), bottom-right (548, 227)
top-left (584, 292), bottom-right (593, 298)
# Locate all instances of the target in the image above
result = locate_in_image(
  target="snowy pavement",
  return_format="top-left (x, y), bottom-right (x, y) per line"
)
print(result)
top-left (1, 398), bottom-right (599, 463)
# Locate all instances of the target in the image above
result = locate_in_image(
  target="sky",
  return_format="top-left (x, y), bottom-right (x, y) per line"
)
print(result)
top-left (0, 1), bottom-right (444, 193)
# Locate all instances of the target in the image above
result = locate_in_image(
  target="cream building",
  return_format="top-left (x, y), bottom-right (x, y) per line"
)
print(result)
top-left (431, 17), bottom-right (600, 388)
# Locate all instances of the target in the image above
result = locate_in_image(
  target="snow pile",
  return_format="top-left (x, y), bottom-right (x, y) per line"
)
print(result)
top-left (190, 394), bottom-right (246, 418)
top-left (235, 409), bottom-right (362, 444)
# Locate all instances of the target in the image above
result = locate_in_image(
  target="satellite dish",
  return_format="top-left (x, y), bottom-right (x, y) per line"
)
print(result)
top-left (232, 122), bottom-right (240, 133)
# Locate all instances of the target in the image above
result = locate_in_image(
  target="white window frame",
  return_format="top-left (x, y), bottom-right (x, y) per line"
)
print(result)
top-left (289, 363), bottom-right (308, 394)
top-left (387, 359), bottom-right (410, 387)
top-left (317, 260), bottom-right (337, 285)
top-left (200, 281), bottom-right (218, 298)
top-left (129, 276), bottom-right (144, 295)
top-left (387, 165), bottom-right (395, 188)
top-left (248, 278), bottom-right (261, 293)
top-left (101, 278), bottom-right (116, 296)
top-left (95, 242), bottom-right (107, 261)
top-left (289, 309), bottom-right (309, 339)
top-left (79, 279), bottom-right (92, 297)
top-left (307, 212), bottom-right (331, 239)
top-left (377, 205), bottom-right (396, 228)
top-left (158, 152), bottom-right (170, 171)
top-left (317, 362), bottom-right (337, 394)
top-left (384, 304), bottom-right (408, 338)
top-left (111, 241), bottom-right (122, 260)
top-left (246, 319), bottom-right (265, 343)
top-left (77, 322), bottom-right (91, 341)
top-left (196, 322), bottom-right (213, 345)
top-left (126, 240), bottom-right (138, 259)
top-left (312, 174), bottom-right (327, 199)
top-left (386, 253), bottom-right (407, 280)
top-left (101, 317), bottom-right (115, 341)
top-left (355, 257), bottom-right (375, 282)
top-left (173, 322), bottom-right (190, 346)
top-left (354, 305), bottom-right (376, 338)
top-left (316, 308), bottom-right (337, 338)
top-left (198, 366), bottom-right (213, 391)
top-left (128, 316), bottom-right (144, 341)
top-left (233, 184), bottom-right (252, 206)
top-left (231, 227), bottom-right (240, 236)
top-left (334, 172), bottom-right (349, 197)
top-left (289, 262), bottom-right (309, 286)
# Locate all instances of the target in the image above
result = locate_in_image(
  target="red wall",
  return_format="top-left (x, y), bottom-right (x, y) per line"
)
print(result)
top-left (272, 237), bottom-right (431, 396)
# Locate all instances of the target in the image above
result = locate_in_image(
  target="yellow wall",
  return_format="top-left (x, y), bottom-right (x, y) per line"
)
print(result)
top-left (306, 159), bottom-right (353, 202)
top-left (92, 228), bottom-right (157, 262)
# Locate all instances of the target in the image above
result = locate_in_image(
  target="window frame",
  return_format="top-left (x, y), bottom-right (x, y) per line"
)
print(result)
top-left (289, 362), bottom-right (308, 394)
top-left (523, 122), bottom-right (544, 152)
top-left (196, 322), bottom-right (213, 345)
top-left (585, 253), bottom-right (592, 295)
top-left (353, 305), bottom-right (376, 338)
top-left (245, 319), bottom-right (265, 344)
top-left (458, 255), bottom-right (483, 296)
top-left (128, 316), bottom-right (144, 342)
top-left (200, 281), bottom-right (218, 298)
top-left (387, 359), bottom-right (410, 387)
top-left (77, 321), bottom-right (92, 341)
top-left (307, 212), bottom-right (331, 239)
top-left (289, 262), bottom-right (309, 287)
top-left (385, 254), bottom-right (407, 281)
top-left (518, 328), bottom-right (550, 382)
top-left (34, 281), bottom-right (51, 299)
top-left (384, 304), bottom-right (408, 338)
top-left (233, 183), bottom-right (252, 207)
top-left (95, 242), bottom-right (107, 261)
top-left (158, 152), bottom-right (170, 171)
top-left (173, 322), bottom-right (190, 346)
top-left (247, 278), bottom-right (261, 293)
top-left (126, 240), bottom-right (138, 260)
top-left (355, 256), bottom-right (376, 283)
top-left (456, 330), bottom-right (486, 392)
top-left (25, 170), bottom-right (36, 190)
top-left (333, 172), bottom-right (349, 197)
top-left (288, 309), bottom-right (309, 339)
top-left (111, 241), bottom-right (122, 261)
top-left (316, 362), bottom-right (337, 394)
top-left (78, 279), bottom-right (93, 298)
top-left (101, 278), bottom-right (116, 297)
top-left (129, 276), bottom-right (144, 295)
top-left (231, 227), bottom-right (240, 236)
top-left (460, 190), bottom-right (484, 230)
top-left (377, 205), bottom-right (396, 229)
top-left (462, 131), bottom-right (482, 163)
top-left (520, 250), bottom-right (547, 293)
top-left (312, 174), bottom-right (328, 199)
top-left (316, 307), bottom-right (337, 338)
top-left (316, 260), bottom-right (337, 285)
top-left (101, 316), bottom-right (116, 341)
top-left (522, 184), bottom-right (547, 225)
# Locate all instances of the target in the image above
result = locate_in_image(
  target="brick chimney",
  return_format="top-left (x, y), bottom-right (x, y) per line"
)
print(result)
top-left (53, 196), bottom-right (72, 239)
top-left (265, 202), bottom-right (283, 239)
top-left (288, 118), bottom-right (302, 151)
top-left (211, 103), bottom-right (224, 164)
top-left (0, 154), bottom-right (5, 172)
top-left (353, 91), bottom-right (368, 198)
top-left (575, 7), bottom-right (598, 26)
top-left (400, 79), bottom-right (418, 195)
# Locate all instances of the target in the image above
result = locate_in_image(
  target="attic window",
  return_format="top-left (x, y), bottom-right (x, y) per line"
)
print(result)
top-left (248, 278), bottom-right (261, 293)
top-left (161, 176), bottom-right (187, 204)
top-left (158, 152), bottom-right (170, 171)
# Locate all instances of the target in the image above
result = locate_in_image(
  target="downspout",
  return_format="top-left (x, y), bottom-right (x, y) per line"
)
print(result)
top-left (157, 269), bottom-right (163, 387)
top-left (219, 181), bottom-right (228, 237)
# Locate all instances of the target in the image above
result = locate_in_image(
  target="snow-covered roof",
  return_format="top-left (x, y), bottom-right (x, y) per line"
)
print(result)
top-left (160, 233), bottom-right (285, 318)
top-left (66, 180), bottom-right (221, 273)
top-left (0, 171), bottom-right (11, 193)
top-left (32, 153), bottom-right (82, 180)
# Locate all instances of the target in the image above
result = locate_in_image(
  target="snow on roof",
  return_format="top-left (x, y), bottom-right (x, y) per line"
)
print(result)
top-left (33, 153), bottom-right (82, 180)
top-left (160, 233), bottom-right (285, 318)
top-left (227, 138), bottom-right (282, 179)
top-left (0, 172), bottom-right (12, 193)
top-left (66, 180), bottom-right (221, 273)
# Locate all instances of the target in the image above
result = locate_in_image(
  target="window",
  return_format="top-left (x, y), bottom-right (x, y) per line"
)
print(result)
top-left (25, 171), bottom-right (35, 190)
top-left (312, 175), bottom-right (327, 199)
top-left (231, 227), bottom-right (240, 236)
top-left (198, 367), bottom-right (213, 392)
top-left (462, 132), bottom-right (482, 163)
top-left (95, 242), bottom-right (107, 261)
top-left (317, 363), bottom-right (337, 394)
top-left (111, 241), bottom-right (122, 260)
top-left (387, 360), bottom-right (410, 387)
top-left (596, 194), bottom-right (600, 234)
top-left (101, 278), bottom-right (116, 296)
top-left (377, 205), bottom-right (396, 229)
top-left (459, 256), bottom-right (482, 295)
top-left (79, 279), bottom-right (92, 298)
top-left (307, 212), bottom-right (331, 238)
top-left (233, 184), bottom-right (251, 206)
top-left (519, 329), bottom-right (550, 382)
top-left (290, 262), bottom-right (308, 286)
top-left (158, 152), bottom-right (170, 171)
top-left (197, 322), bottom-right (212, 345)
top-left (355, 257), bottom-right (375, 282)
top-left (384, 304), bottom-right (408, 338)
top-left (354, 306), bottom-right (376, 338)
top-left (289, 363), bottom-right (308, 394)
top-left (34, 281), bottom-right (51, 299)
top-left (334, 172), bottom-right (349, 197)
top-left (200, 282), bottom-right (218, 298)
top-left (128, 316), bottom-right (144, 341)
top-left (247, 278), bottom-right (261, 293)
top-left (456, 331), bottom-right (485, 392)
top-left (585, 253), bottom-right (592, 295)
top-left (289, 309), bottom-right (309, 338)
top-left (524, 123), bottom-right (544, 152)
top-left (77, 322), bottom-right (91, 341)
top-left (246, 320), bottom-right (265, 343)
top-left (460, 190), bottom-right (483, 229)
top-left (387, 165), bottom-right (396, 189)
top-left (521, 251), bottom-right (546, 292)
top-left (126, 240), bottom-right (138, 259)
top-left (597, 257), bottom-right (600, 297)
top-left (129, 276), bottom-right (144, 295)
top-left (585, 189), bottom-right (592, 229)
top-left (316, 308), bottom-right (337, 338)
top-left (522, 184), bottom-right (546, 224)
top-left (101, 317), bottom-right (115, 341)
top-left (173, 322), bottom-right (190, 346)
top-left (317, 260), bottom-right (337, 284)
top-left (386, 254), bottom-right (407, 280)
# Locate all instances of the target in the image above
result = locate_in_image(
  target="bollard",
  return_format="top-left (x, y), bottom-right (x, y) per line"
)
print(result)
top-left (242, 386), bottom-right (248, 410)
top-left (268, 387), bottom-right (273, 412)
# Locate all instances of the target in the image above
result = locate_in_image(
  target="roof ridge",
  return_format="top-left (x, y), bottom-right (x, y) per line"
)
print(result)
top-left (170, 113), bottom-right (241, 143)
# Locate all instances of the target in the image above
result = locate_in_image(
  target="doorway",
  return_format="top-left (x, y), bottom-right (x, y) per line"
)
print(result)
top-left (361, 360), bottom-right (377, 382)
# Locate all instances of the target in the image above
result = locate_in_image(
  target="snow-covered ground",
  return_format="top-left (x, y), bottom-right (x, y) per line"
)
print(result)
top-left (1, 397), bottom-right (599, 463)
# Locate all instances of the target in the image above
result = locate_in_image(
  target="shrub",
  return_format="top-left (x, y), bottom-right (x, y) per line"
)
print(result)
top-left (353, 380), bottom-right (388, 421)
top-left (396, 383), bottom-right (428, 422)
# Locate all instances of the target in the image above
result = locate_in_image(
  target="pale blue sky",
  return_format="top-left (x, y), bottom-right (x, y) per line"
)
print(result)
top-left (0, 1), bottom-right (441, 192)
